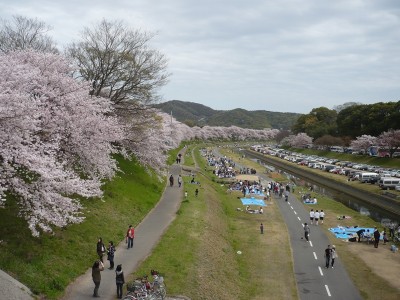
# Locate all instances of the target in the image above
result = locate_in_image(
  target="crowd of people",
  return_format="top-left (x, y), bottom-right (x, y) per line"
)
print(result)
top-left (206, 153), bottom-right (237, 178)
top-left (238, 167), bottom-right (257, 174)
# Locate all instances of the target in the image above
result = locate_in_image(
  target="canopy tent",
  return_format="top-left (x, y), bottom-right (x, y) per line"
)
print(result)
top-left (240, 198), bottom-right (266, 207)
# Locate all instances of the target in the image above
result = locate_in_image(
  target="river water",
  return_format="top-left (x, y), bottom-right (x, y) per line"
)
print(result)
top-left (250, 158), bottom-right (399, 226)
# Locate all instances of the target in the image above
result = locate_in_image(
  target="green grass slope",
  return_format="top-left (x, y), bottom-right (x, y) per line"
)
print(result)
top-left (0, 155), bottom-right (165, 299)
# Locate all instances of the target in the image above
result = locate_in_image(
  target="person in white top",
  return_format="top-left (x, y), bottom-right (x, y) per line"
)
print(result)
top-left (320, 210), bottom-right (325, 224)
top-left (331, 245), bottom-right (337, 268)
top-left (310, 209), bottom-right (315, 225)
top-left (314, 210), bottom-right (320, 225)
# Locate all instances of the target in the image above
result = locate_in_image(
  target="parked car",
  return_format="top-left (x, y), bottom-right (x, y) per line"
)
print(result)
top-left (359, 172), bottom-right (379, 183)
top-left (379, 177), bottom-right (400, 190)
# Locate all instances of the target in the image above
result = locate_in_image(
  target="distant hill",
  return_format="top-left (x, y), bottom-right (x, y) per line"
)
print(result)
top-left (154, 100), bottom-right (301, 130)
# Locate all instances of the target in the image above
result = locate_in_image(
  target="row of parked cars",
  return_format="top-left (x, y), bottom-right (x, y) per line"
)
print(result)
top-left (252, 146), bottom-right (400, 191)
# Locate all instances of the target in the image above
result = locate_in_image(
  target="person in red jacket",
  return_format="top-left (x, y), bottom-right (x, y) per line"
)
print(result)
top-left (126, 225), bottom-right (135, 249)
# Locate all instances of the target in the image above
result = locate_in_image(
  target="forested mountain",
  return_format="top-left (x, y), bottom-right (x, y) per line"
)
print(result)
top-left (154, 100), bottom-right (301, 130)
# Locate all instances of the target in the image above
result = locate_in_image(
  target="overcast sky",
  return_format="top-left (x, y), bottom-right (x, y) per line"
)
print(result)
top-left (1, 0), bottom-right (399, 113)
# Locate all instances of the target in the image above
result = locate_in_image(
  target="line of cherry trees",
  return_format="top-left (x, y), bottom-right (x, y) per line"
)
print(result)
top-left (0, 16), bottom-right (278, 236)
top-left (281, 130), bottom-right (400, 157)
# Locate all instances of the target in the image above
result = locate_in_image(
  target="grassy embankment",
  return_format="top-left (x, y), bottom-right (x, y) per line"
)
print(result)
top-left (0, 155), bottom-right (165, 299)
top-left (221, 147), bottom-right (400, 300)
top-left (131, 145), bottom-right (298, 300)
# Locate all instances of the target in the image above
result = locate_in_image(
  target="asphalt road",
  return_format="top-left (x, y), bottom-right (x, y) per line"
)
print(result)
top-left (274, 191), bottom-right (362, 300)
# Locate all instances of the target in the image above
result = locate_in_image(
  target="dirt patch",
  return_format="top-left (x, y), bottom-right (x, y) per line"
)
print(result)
top-left (345, 241), bottom-right (400, 291)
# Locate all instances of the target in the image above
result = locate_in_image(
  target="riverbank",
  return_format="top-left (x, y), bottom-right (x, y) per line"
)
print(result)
top-left (244, 149), bottom-right (400, 217)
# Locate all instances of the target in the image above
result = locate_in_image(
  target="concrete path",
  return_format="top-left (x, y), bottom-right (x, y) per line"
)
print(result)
top-left (0, 269), bottom-right (34, 300)
top-left (62, 151), bottom-right (186, 300)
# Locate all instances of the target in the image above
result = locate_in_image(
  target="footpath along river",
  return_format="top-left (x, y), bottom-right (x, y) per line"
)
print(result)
top-left (244, 149), bottom-right (400, 224)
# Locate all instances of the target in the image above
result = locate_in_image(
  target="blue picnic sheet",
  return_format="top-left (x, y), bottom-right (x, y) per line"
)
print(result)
top-left (241, 198), bottom-right (267, 207)
top-left (329, 226), bottom-right (376, 239)
top-left (303, 201), bottom-right (317, 205)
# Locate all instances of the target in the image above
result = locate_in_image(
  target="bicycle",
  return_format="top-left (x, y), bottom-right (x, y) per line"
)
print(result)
top-left (125, 271), bottom-right (166, 300)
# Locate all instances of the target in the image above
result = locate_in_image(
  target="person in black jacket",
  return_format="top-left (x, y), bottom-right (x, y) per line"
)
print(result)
top-left (107, 241), bottom-right (115, 269)
top-left (356, 229), bottom-right (365, 242)
top-left (115, 264), bottom-right (125, 299)
top-left (92, 260), bottom-right (104, 297)
top-left (324, 245), bottom-right (332, 268)
top-left (373, 227), bottom-right (381, 248)
top-left (96, 238), bottom-right (106, 262)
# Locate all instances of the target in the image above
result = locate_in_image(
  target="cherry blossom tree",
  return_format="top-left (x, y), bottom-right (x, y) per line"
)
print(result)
top-left (282, 133), bottom-right (313, 148)
top-left (377, 129), bottom-right (400, 157)
top-left (350, 135), bottom-right (377, 154)
top-left (0, 50), bottom-right (124, 236)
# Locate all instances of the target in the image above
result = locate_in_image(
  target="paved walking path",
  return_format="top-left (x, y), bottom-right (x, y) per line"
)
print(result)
top-left (0, 269), bottom-right (34, 300)
top-left (62, 150), bottom-right (187, 300)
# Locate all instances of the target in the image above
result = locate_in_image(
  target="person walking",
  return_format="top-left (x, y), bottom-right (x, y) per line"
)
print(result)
top-left (320, 210), bottom-right (325, 224)
top-left (185, 191), bottom-right (188, 199)
top-left (107, 241), bottom-right (115, 270)
top-left (126, 225), bottom-right (135, 249)
top-left (96, 238), bottom-right (106, 263)
top-left (309, 209), bottom-right (315, 225)
top-left (324, 245), bottom-right (332, 268)
top-left (178, 175), bottom-right (182, 187)
top-left (169, 175), bottom-right (174, 187)
top-left (115, 264), bottom-right (125, 299)
top-left (304, 223), bottom-right (310, 241)
top-left (331, 245), bottom-right (337, 268)
top-left (373, 227), bottom-right (380, 248)
top-left (382, 230), bottom-right (388, 245)
top-left (195, 188), bottom-right (199, 197)
top-left (260, 223), bottom-right (264, 234)
top-left (388, 222), bottom-right (395, 240)
top-left (91, 260), bottom-right (104, 297)
top-left (314, 210), bottom-right (320, 225)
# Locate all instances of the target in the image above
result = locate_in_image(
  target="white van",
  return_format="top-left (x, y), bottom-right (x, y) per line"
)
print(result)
top-left (359, 172), bottom-right (379, 183)
top-left (379, 177), bottom-right (400, 190)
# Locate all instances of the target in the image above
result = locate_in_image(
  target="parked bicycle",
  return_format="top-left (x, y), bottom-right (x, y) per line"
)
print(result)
top-left (124, 270), bottom-right (166, 300)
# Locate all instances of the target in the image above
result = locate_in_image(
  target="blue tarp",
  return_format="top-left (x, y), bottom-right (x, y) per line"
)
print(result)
top-left (329, 226), bottom-right (377, 239)
top-left (241, 198), bottom-right (266, 206)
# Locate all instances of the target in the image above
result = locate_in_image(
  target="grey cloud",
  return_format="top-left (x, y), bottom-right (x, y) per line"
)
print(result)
top-left (0, 0), bottom-right (399, 113)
